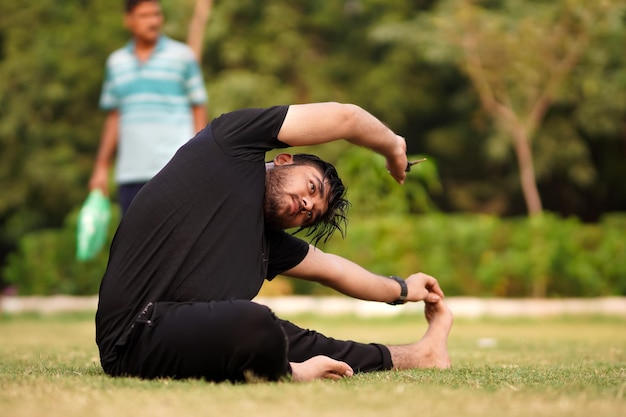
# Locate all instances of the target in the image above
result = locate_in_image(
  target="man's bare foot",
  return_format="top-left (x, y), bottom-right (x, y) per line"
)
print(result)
top-left (388, 300), bottom-right (453, 370)
top-left (290, 355), bottom-right (354, 382)
top-left (421, 300), bottom-right (453, 368)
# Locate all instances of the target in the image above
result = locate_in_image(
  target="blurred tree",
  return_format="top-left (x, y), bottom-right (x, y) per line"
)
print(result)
top-left (0, 1), bottom-right (195, 280)
top-left (398, 0), bottom-right (621, 216)
top-left (0, 1), bottom-right (123, 264)
top-left (186, 0), bottom-right (214, 62)
top-left (564, 2), bottom-right (626, 220)
top-left (1, 0), bottom-right (625, 293)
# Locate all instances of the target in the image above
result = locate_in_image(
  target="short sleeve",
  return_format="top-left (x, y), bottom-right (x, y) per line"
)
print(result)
top-left (211, 106), bottom-right (291, 160)
top-left (265, 230), bottom-right (310, 280)
top-left (184, 53), bottom-right (208, 105)
top-left (98, 61), bottom-right (118, 110)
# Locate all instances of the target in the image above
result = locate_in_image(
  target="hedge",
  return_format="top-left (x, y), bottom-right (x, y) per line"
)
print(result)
top-left (4, 210), bottom-right (625, 297)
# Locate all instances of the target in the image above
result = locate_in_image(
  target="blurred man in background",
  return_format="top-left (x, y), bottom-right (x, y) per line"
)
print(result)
top-left (89, 0), bottom-right (208, 213)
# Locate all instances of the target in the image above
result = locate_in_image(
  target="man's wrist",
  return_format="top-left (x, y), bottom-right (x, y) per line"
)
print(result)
top-left (94, 159), bottom-right (110, 170)
top-left (386, 276), bottom-right (407, 305)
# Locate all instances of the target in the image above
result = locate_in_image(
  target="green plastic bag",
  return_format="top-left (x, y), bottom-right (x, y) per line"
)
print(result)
top-left (76, 189), bottom-right (112, 261)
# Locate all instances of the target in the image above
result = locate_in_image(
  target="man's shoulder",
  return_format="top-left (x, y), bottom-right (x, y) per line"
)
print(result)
top-left (106, 44), bottom-right (134, 66)
top-left (159, 36), bottom-right (196, 59)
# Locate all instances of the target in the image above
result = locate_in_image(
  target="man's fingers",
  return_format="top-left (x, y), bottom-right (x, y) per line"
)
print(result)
top-left (291, 356), bottom-right (353, 381)
top-left (432, 284), bottom-right (445, 299)
top-left (322, 360), bottom-right (353, 379)
top-left (325, 369), bottom-right (353, 380)
top-left (427, 277), bottom-right (445, 299)
top-left (386, 166), bottom-right (406, 184)
top-left (424, 293), bottom-right (441, 303)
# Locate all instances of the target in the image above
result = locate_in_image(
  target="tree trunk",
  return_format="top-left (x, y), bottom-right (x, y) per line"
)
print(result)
top-left (512, 128), bottom-right (543, 216)
top-left (186, 0), bottom-right (213, 62)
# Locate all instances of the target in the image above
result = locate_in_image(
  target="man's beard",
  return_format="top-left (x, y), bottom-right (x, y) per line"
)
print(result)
top-left (264, 166), bottom-right (293, 230)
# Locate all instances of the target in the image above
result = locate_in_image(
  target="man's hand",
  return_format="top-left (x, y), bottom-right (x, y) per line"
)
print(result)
top-left (385, 135), bottom-right (408, 184)
top-left (405, 272), bottom-right (445, 303)
top-left (290, 355), bottom-right (354, 382)
top-left (89, 166), bottom-right (109, 196)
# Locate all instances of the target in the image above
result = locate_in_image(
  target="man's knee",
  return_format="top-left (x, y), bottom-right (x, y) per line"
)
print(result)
top-left (115, 300), bottom-right (290, 381)
top-left (228, 301), bottom-right (289, 380)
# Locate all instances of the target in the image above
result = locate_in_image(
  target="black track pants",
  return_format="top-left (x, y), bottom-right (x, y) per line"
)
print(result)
top-left (108, 300), bottom-right (392, 382)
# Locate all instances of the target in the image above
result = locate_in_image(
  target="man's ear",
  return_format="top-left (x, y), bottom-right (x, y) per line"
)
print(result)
top-left (273, 153), bottom-right (294, 166)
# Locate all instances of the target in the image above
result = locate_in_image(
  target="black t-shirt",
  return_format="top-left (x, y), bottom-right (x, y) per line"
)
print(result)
top-left (95, 106), bottom-right (310, 365)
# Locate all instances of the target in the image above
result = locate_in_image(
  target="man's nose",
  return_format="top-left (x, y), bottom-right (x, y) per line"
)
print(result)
top-left (301, 198), bottom-right (315, 216)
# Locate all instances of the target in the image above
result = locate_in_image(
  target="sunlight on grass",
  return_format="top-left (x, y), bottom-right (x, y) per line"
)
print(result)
top-left (1, 311), bottom-right (625, 417)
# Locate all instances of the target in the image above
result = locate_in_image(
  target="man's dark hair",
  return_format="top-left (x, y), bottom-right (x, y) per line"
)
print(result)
top-left (291, 154), bottom-right (350, 246)
top-left (125, 0), bottom-right (158, 13)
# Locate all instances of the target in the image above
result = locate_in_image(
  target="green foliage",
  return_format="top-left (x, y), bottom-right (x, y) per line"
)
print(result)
top-left (1, 1), bottom-right (625, 291)
top-left (3, 206), bottom-right (120, 295)
top-left (6, 210), bottom-right (624, 297)
top-left (0, 1), bottom-right (125, 262)
top-left (372, 0), bottom-right (626, 215)
top-left (0, 1), bottom-right (201, 277)
top-left (0, 4), bottom-right (180, 269)
top-left (316, 212), bottom-right (626, 298)
top-left (338, 147), bottom-right (442, 215)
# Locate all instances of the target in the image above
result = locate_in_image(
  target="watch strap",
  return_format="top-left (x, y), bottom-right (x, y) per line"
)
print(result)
top-left (387, 275), bottom-right (408, 305)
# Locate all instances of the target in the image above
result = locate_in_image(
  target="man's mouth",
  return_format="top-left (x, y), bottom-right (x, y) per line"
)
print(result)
top-left (291, 196), bottom-right (301, 216)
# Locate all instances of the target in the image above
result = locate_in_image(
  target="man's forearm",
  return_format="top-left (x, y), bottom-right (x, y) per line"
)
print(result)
top-left (94, 111), bottom-right (120, 169)
top-left (285, 247), bottom-right (402, 303)
top-left (192, 104), bottom-right (208, 133)
top-left (278, 102), bottom-right (408, 183)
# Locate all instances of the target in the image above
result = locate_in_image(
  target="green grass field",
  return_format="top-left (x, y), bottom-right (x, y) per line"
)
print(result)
top-left (1, 310), bottom-right (625, 417)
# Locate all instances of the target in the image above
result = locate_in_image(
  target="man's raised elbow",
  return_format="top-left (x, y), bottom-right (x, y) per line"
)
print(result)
top-left (334, 103), bottom-right (363, 133)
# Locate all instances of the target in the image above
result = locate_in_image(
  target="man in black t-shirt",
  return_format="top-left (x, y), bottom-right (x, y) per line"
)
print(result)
top-left (95, 102), bottom-right (453, 382)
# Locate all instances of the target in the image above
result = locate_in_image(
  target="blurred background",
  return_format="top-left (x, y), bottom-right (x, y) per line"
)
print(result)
top-left (0, 0), bottom-right (624, 298)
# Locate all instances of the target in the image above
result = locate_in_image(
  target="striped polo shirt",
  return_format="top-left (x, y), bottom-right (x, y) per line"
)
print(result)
top-left (99, 35), bottom-right (208, 184)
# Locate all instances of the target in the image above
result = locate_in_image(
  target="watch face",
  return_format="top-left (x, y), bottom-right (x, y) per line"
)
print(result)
top-left (387, 276), bottom-right (407, 305)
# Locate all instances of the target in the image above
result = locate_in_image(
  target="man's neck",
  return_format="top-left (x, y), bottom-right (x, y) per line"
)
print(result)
top-left (134, 37), bottom-right (159, 62)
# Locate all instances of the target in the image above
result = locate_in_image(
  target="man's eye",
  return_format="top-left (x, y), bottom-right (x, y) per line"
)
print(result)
top-left (310, 182), bottom-right (315, 193)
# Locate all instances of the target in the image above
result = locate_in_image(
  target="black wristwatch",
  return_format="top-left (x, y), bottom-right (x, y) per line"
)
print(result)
top-left (387, 276), bottom-right (408, 305)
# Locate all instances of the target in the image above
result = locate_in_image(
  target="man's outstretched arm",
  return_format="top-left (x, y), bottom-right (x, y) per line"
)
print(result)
top-left (285, 247), bottom-right (453, 373)
top-left (283, 245), bottom-right (444, 305)
top-left (278, 102), bottom-right (409, 184)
